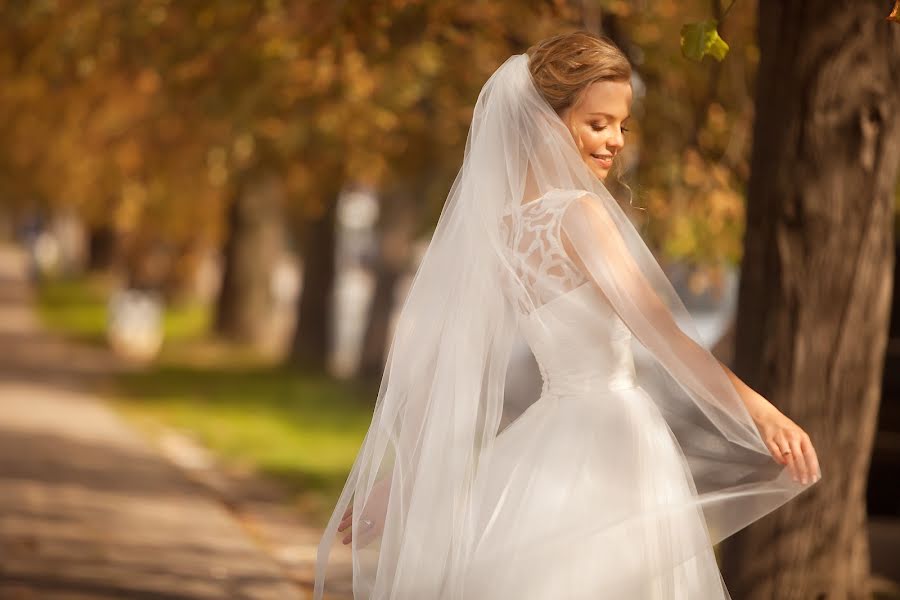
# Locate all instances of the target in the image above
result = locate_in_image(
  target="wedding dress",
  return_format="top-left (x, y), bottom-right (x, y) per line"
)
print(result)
top-left (461, 188), bottom-right (729, 598)
top-left (313, 53), bottom-right (817, 600)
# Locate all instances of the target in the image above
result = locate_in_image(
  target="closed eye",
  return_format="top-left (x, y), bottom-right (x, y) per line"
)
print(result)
top-left (591, 124), bottom-right (630, 133)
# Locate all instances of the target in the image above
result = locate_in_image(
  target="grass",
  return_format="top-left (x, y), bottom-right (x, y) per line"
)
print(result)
top-left (35, 274), bottom-right (210, 346)
top-left (35, 273), bottom-right (376, 524)
top-left (35, 275), bottom-right (111, 344)
top-left (113, 364), bottom-right (374, 523)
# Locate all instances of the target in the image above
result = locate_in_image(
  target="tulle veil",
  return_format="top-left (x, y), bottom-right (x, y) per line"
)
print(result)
top-left (313, 52), bottom-right (814, 599)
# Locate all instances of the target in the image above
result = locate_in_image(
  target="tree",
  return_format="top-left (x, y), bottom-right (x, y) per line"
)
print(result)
top-left (289, 0), bottom-right (582, 373)
top-left (215, 168), bottom-right (286, 343)
top-left (719, 3), bottom-right (900, 597)
top-left (0, 2), bottom-right (228, 291)
top-left (357, 178), bottom-right (418, 380)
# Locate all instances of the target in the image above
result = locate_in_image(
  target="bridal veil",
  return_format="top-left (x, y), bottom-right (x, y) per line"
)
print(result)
top-left (313, 52), bottom-right (815, 599)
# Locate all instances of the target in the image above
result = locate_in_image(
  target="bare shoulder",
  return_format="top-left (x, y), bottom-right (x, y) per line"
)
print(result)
top-left (526, 187), bottom-right (593, 210)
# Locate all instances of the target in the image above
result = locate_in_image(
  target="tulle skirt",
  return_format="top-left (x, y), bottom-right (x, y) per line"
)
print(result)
top-left (459, 385), bottom-right (731, 600)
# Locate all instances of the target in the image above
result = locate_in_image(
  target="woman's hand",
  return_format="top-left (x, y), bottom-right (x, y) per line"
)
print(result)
top-left (715, 359), bottom-right (822, 485)
top-left (753, 407), bottom-right (822, 485)
top-left (338, 476), bottom-right (392, 547)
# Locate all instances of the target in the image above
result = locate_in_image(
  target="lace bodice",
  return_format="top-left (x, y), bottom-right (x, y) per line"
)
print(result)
top-left (501, 188), bottom-right (636, 395)
top-left (502, 189), bottom-right (590, 314)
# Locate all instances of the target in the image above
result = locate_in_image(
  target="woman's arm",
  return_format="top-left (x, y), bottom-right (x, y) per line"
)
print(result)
top-left (716, 358), bottom-right (820, 482)
top-left (715, 359), bottom-right (777, 423)
top-left (560, 192), bottom-right (821, 484)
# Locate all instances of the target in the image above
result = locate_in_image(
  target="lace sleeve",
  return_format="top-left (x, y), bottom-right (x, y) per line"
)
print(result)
top-left (505, 191), bottom-right (589, 314)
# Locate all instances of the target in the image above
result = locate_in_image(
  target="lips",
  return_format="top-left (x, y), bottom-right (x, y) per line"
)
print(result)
top-left (591, 153), bottom-right (613, 168)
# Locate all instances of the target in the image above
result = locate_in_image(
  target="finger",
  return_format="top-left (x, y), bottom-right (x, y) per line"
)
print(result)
top-left (801, 437), bottom-right (821, 480)
top-left (338, 513), bottom-right (352, 532)
top-left (765, 438), bottom-right (786, 465)
top-left (344, 519), bottom-right (375, 547)
top-left (342, 504), bottom-right (352, 520)
top-left (339, 514), bottom-right (352, 531)
top-left (774, 432), bottom-right (792, 464)
top-left (774, 433), bottom-right (799, 480)
top-left (789, 437), bottom-right (809, 483)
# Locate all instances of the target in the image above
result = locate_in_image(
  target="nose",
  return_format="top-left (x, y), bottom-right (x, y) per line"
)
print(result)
top-left (608, 128), bottom-right (625, 151)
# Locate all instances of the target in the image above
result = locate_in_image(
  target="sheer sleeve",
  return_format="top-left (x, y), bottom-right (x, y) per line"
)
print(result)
top-left (556, 188), bottom-right (812, 549)
top-left (558, 191), bottom-right (760, 446)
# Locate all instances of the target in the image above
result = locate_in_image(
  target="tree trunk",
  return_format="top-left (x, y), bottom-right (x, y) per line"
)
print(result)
top-left (357, 183), bottom-right (417, 381)
top-left (868, 238), bottom-right (900, 516)
top-left (214, 169), bottom-right (285, 344)
top-left (289, 187), bottom-right (339, 372)
top-left (87, 225), bottom-right (116, 272)
top-left (719, 3), bottom-right (900, 598)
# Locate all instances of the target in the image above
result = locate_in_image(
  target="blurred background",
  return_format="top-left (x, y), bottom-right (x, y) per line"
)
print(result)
top-left (1, 1), bottom-right (898, 598)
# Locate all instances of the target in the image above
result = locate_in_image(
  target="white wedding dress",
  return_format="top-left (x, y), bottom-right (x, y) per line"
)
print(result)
top-left (459, 189), bottom-right (730, 599)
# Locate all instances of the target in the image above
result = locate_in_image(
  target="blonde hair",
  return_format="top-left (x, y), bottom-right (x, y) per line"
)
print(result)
top-left (526, 31), bottom-right (632, 115)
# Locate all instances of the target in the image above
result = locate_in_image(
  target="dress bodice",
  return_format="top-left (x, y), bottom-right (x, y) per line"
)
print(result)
top-left (503, 188), bottom-right (637, 397)
top-left (519, 282), bottom-right (637, 396)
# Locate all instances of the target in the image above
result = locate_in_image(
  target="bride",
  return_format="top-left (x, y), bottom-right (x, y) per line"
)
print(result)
top-left (314, 31), bottom-right (821, 599)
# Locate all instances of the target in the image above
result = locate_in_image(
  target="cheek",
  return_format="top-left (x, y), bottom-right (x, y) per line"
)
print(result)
top-left (584, 130), bottom-right (606, 150)
top-left (578, 129), bottom-right (597, 153)
top-left (574, 130), bottom-right (588, 152)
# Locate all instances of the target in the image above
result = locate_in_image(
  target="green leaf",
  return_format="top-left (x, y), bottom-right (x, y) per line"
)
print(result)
top-left (680, 20), bottom-right (730, 62)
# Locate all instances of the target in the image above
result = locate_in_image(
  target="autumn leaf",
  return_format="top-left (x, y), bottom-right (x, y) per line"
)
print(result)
top-left (680, 20), bottom-right (730, 62)
top-left (888, 0), bottom-right (900, 23)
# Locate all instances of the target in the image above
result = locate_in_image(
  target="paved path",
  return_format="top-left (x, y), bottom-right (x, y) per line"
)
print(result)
top-left (0, 246), bottom-right (304, 599)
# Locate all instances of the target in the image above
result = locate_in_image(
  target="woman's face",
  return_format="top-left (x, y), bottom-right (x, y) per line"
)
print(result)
top-left (560, 79), bottom-right (632, 182)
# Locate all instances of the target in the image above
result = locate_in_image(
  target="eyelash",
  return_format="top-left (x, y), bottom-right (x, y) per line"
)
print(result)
top-left (591, 124), bottom-right (630, 133)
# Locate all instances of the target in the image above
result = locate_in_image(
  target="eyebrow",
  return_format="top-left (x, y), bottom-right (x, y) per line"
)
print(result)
top-left (587, 111), bottom-right (631, 120)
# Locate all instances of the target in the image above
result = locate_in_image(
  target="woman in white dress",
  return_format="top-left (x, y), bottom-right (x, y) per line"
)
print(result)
top-left (314, 31), bottom-right (822, 599)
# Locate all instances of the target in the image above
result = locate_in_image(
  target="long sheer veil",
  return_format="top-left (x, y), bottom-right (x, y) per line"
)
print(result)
top-left (313, 52), bottom-right (814, 599)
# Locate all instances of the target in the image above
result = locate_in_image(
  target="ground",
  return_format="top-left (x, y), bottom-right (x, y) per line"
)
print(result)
top-left (0, 246), bottom-right (343, 599)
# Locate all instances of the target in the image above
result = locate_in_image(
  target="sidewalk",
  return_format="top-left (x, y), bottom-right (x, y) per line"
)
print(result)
top-left (0, 246), bottom-right (305, 599)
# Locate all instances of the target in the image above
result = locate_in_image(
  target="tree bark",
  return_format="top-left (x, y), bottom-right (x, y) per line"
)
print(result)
top-left (86, 225), bottom-right (117, 272)
top-left (289, 187), bottom-right (340, 372)
top-left (357, 183), bottom-right (417, 381)
top-left (719, 3), bottom-right (900, 598)
top-left (868, 239), bottom-right (900, 517)
top-left (214, 169), bottom-right (285, 344)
